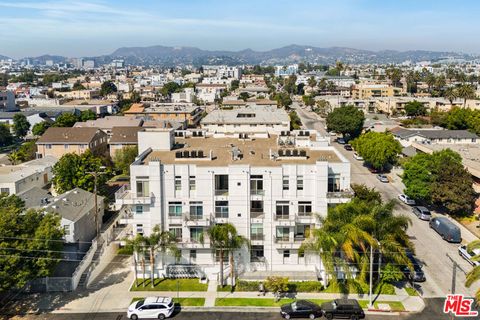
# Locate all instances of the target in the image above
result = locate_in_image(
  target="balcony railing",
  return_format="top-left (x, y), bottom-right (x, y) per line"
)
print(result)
top-left (274, 214), bottom-right (291, 220)
top-left (215, 189), bottom-right (229, 196)
top-left (327, 190), bottom-right (354, 199)
top-left (250, 211), bottom-right (265, 219)
top-left (115, 186), bottom-right (153, 205)
top-left (250, 189), bottom-right (265, 196)
top-left (250, 234), bottom-right (264, 241)
top-left (294, 235), bottom-right (306, 242)
top-left (274, 235), bottom-right (291, 243)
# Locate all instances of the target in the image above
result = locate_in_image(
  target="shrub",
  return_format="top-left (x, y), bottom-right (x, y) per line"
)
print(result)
top-left (289, 281), bottom-right (324, 292)
top-left (237, 280), bottom-right (261, 291)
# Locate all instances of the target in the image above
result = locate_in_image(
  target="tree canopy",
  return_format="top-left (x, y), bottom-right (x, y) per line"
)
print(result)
top-left (326, 105), bottom-right (365, 138)
top-left (0, 194), bottom-right (64, 292)
top-left (100, 81), bottom-right (117, 96)
top-left (53, 113), bottom-right (78, 127)
top-left (160, 82), bottom-right (180, 97)
top-left (80, 110), bottom-right (97, 121)
top-left (404, 100), bottom-right (427, 117)
top-left (12, 114), bottom-right (30, 138)
top-left (0, 123), bottom-right (13, 146)
top-left (302, 95), bottom-right (315, 107)
top-left (32, 121), bottom-right (51, 136)
top-left (351, 132), bottom-right (402, 170)
top-left (113, 146), bottom-right (138, 175)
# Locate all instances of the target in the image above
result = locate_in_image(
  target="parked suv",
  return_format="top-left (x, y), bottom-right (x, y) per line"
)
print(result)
top-left (412, 206), bottom-right (431, 221)
top-left (127, 296), bottom-right (175, 320)
top-left (321, 299), bottom-right (365, 320)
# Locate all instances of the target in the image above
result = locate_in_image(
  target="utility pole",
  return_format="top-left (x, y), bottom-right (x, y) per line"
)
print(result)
top-left (87, 168), bottom-right (106, 238)
top-left (445, 253), bottom-right (466, 295)
top-left (369, 246), bottom-right (373, 308)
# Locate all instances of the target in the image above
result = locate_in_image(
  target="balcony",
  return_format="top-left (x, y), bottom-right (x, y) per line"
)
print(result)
top-left (274, 235), bottom-right (291, 243)
top-left (274, 214), bottom-right (292, 220)
top-left (250, 189), bottom-right (265, 196)
top-left (294, 235), bottom-right (307, 242)
top-left (215, 189), bottom-right (229, 196)
top-left (178, 239), bottom-right (209, 249)
top-left (326, 190), bottom-right (354, 199)
top-left (184, 213), bottom-right (212, 226)
top-left (250, 211), bottom-right (265, 219)
top-left (250, 234), bottom-right (264, 241)
top-left (115, 185), bottom-right (153, 205)
top-left (296, 214), bottom-right (315, 223)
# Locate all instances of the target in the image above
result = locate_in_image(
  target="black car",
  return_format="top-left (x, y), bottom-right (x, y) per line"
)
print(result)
top-left (343, 144), bottom-right (353, 151)
top-left (280, 300), bottom-right (323, 319)
top-left (402, 252), bottom-right (426, 282)
top-left (321, 299), bottom-right (365, 320)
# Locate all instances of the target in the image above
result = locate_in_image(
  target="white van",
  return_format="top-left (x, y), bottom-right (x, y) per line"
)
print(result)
top-left (127, 297), bottom-right (175, 320)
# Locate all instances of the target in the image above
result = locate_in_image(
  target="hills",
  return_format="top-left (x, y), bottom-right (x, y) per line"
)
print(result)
top-left (2, 45), bottom-right (478, 67)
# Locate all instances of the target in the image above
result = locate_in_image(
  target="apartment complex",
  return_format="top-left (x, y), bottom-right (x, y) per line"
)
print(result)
top-left (124, 103), bottom-right (203, 127)
top-left (116, 129), bottom-right (351, 282)
top-left (351, 84), bottom-right (404, 99)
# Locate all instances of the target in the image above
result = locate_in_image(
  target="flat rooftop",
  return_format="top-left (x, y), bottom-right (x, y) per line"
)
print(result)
top-left (201, 106), bottom-right (289, 125)
top-left (143, 135), bottom-right (341, 167)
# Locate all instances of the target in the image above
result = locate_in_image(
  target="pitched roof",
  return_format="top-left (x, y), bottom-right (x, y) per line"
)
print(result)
top-left (74, 116), bottom-right (143, 130)
top-left (109, 126), bottom-right (144, 144)
top-left (390, 127), bottom-right (478, 140)
top-left (43, 188), bottom-right (103, 222)
top-left (37, 127), bottom-right (105, 144)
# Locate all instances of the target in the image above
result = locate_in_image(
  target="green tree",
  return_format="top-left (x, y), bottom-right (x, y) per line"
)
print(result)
top-left (302, 95), bottom-right (315, 107)
top-left (443, 107), bottom-right (470, 130)
top-left (386, 67), bottom-right (403, 87)
top-left (12, 114), bottom-right (30, 138)
top-left (0, 194), bottom-right (64, 292)
top-left (230, 80), bottom-right (240, 91)
top-left (283, 75), bottom-right (297, 95)
top-left (72, 81), bottom-right (86, 91)
top-left (32, 121), bottom-right (51, 136)
top-left (326, 105), bottom-right (365, 138)
top-left (52, 151), bottom-right (111, 194)
top-left (465, 240), bottom-right (480, 303)
top-left (456, 84), bottom-right (476, 107)
top-left (124, 234), bottom-right (146, 287)
top-left (80, 110), bottom-right (97, 121)
top-left (402, 153), bottom-right (433, 202)
top-left (0, 123), bottom-right (13, 146)
top-left (100, 80), bottom-right (117, 96)
top-left (239, 92), bottom-right (250, 102)
top-left (404, 100), bottom-right (427, 117)
top-left (351, 184), bottom-right (382, 205)
top-left (289, 111), bottom-right (302, 130)
top-left (8, 150), bottom-right (23, 165)
top-left (381, 264), bottom-right (404, 283)
top-left (443, 87), bottom-right (457, 104)
top-left (54, 113), bottom-right (79, 127)
top-left (265, 276), bottom-right (289, 301)
top-left (307, 76), bottom-right (317, 90)
top-left (314, 99), bottom-right (331, 117)
top-left (272, 92), bottom-right (292, 109)
top-left (206, 223), bottom-right (246, 287)
top-left (113, 146), bottom-right (138, 175)
top-left (351, 132), bottom-right (401, 170)
top-left (160, 82), bottom-right (180, 97)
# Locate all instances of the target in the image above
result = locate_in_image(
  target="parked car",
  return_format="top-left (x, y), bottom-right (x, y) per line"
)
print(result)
top-left (337, 138), bottom-right (346, 144)
top-left (344, 144), bottom-right (353, 151)
top-left (458, 245), bottom-right (480, 267)
top-left (353, 153), bottom-right (363, 161)
top-left (429, 217), bottom-right (462, 243)
top-left (280, 300), bottom-right (323, 319)
top-left (398, 194), bottom-right (416, 206)
top-left (329, 131), bottom-right (337, 136)
top-left (127, 297), bottom-right (175, 320)
top-left (376, 174), bottom-right (389, 183)
top-left (402, 251), bottom-right (426, 282)
top-left (321, 299), bottom-right (365, 320)
top-left (412, 206), bottom-right (431, 221)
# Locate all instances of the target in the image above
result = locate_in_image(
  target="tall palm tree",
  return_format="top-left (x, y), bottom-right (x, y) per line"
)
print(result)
top-left (444, 87), bottom-right (457, 104)
top-left (124, 234), bottom-right (145, 287)
top-left (144, 225), bottom-right (180, 288)
top-left (207, 223), bottom-right (246, 287)
top-left (465, 240), bottom-right (480, 303)
top-left (226, 230), bottom-right (249, 286)
top-left (456, 84), bottom-right (476, 107)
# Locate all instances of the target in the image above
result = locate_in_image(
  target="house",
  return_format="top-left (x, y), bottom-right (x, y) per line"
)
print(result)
top-left (74, 116), bottom-right (143, 136)
top-left (36, 127), bottom-right (108, 159)
top-left (201, 106), bottom-right (290, 135)
top-left (108, 126), bottom-right (143, 157)
top-left (115, 128), bottom-right (351, 283)
top-left (390, 127), bottom-right (479, 147)
top-left (0, 90), bottom-right (16, 111)
top-left (0, 156), bottom-right (57, 195)
top-left (171, 88), bottom-right (194, 103)
top-left (195, 84), bottom-right (227, 103)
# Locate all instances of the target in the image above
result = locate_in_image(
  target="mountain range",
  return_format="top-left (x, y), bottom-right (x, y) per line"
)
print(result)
top-left (3, 45), bottom-right (478, 66)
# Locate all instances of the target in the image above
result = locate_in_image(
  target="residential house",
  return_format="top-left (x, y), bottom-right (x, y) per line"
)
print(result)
top-left (108, 126), bottom-right (143, 158)
top-left (390, 127), bottom-right (479, 147)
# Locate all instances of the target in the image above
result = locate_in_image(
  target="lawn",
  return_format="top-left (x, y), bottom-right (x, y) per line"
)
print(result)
top-left (215, 298), bottom-right (404, 311)
top-left (131, 297), bottom-right (205, 306)
top-left (405, 287), bottom-right (419, 296)
top-left (131, 279), bottom-right (208, 291)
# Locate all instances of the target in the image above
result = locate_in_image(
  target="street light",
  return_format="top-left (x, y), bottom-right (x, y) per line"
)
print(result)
top-left (87, 166), bottom-right (107, 238)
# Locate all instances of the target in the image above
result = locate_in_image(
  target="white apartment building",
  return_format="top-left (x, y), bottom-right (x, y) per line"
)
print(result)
top-left (195, 84), bottom-right (227, 103)
top-left (172, 88), bottom-right (195, 103)
top-left (116, 129), bottom-right (352, 283)
top-left (202, 66), bottom-right (242, 79)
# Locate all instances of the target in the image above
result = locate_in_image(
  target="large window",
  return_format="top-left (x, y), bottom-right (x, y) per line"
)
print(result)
top-left (190, 227), bottom-right (203, 242)
top-left (250, 223), bottom-right (263, 241)
top-left (297, 175), bottom-right (304, 191)
top-left (298, 201), bottom-right (312, 216)
top-left (250, 175), bottom-right (264, 195)
top-left (328, 174), bottom-right (341, 192)
top-left (189, 176), bottom-right (196, 191)
top-left (135, 205), bottom-right (143, 214)
top-left (295, 225), bottom-right (311, 240)
top-left (215, 174), bottom-right (229, 195)
top-left (215, 201), bottom-right (229, 218)
top-left (282, 176), bottom-right (289, 190)
top-left (250, 245), bottom-right (264, 262)
top-left (189, 201), bottom-right (203, 219)
top-left (275, 201), bottom-right (290, 219)
top-left (169, 227), bottom-right (182, 242)
top-left (276, 227), bottom-right (290, 242)
top-left (250, 200), bottom-right (264, 218)
top-left (136, 180), bottom-right (149, 197)
top-left (168, 201), bottom-right (182, 217)
top-left (175, 176), bottom-right (182, 191)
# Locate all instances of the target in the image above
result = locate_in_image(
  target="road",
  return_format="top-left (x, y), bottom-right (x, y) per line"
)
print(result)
top-left (294, 104), bottom-right (480, 298)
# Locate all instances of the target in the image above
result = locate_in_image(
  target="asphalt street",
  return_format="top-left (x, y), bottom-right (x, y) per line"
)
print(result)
top-left (294, 104), bottom-right (480, 298)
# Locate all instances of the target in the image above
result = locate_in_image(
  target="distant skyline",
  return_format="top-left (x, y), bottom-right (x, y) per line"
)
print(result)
top-left (1, 0), bottom-right (480, 59)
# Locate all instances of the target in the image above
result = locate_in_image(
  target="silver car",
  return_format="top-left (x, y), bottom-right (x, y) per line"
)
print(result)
top-left (412, 206), bottom-right (431, 221)
top-left (376, 174), bottom-right (389, 183)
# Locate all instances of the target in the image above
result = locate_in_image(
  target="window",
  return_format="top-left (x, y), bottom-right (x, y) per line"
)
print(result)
top-left (189, 201), bottom-right (203, 219)
top-left (136, 180), bottom-right (149, 197)
top-left (45, 144), bottom-right (52, 149)
top-left (169, 227), bottom-right (182, 242)
top-left (168, 201), bottom-right (182, 217)
top-left (136, 224), bottom-right (144, 235)
top-left (295, 225), bottom-right (310, 240)
top-left (250, 200), bottom-right (264, 218)
top-left (135, 205), bottom-right (143, 214)
top-left (214, 174), bottom-right (229, 195)
top-left (64, 144), bottom-right (69, 149)
top-left (282, 176), bottom-right (289, 190)
top-left (328, 174), bottom-right (341, 192)
top-left (250, 245), bottom-right (264, 262)
top-left (0, 188), bottom-right (9, 195)
top-left (250, 223), bottom-right (263, 240)
top-left (298, 201), bottom-right (312, 216)
top-left (189, 176), bottom-right (196, 191)
top-left (175, 176), bottom-right (182, 191)
top-left (190, 250), bottom-right (197, 262)
top-left (283, 250), bottom-right (290, 258)
top-left (297, 175), bottom-right (304, 190)
top-left (276, 227), bottom-right (290, 241)
top-left (215, 201), bottom-right (229, 218)
top-left (63, 225), bottom-right (71, 235)
top-left (276, 201), bottom-right (290, 219)
top-left (190, 227), bottom-right (203, 242)
top-left (250, 175), bottom-right (264, 195)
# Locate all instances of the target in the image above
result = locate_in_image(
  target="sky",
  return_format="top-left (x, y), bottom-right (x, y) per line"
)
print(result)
top-left (0, 0), bottom-right (479, 59)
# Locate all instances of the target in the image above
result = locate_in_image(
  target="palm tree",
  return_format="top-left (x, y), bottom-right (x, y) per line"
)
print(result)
top-left (444, 87), bottom-right (457, 104)
top-left (307, 76), bottom-right (317, 90)
top-left (207, 223), bottom-right (246, 287)
top-left (144, 225), bottom-right (180, 288)
top-left (456, 84), bottom-right (476, 107)
top-left (226, 229), bottom-right (249, 286)
top-left (465, 240), bottom-right (480, 302)
top-left (124, 234), bottom-right (146, 287)
top-left (8, 151), bottom-right (22, 165)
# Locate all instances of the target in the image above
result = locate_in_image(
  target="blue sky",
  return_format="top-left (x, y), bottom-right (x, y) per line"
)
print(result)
top-left (0, 0), bottom-right (479, 58)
